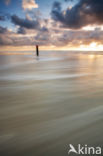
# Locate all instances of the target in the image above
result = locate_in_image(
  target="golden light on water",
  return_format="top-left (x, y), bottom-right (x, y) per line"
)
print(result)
top-left (0, 52), bottom-right (33, 55)
top-left (89, 54), bottom-right (96, 59)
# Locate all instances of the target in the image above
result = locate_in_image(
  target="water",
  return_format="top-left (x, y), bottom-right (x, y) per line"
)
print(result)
top-left (0, 51), bottom-right (103, 156)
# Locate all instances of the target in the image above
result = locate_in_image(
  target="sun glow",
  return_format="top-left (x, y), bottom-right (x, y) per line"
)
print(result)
top-left (82, 25), bottom-right (103, 31)
top-left (79, 42), bottom-right (103, 51)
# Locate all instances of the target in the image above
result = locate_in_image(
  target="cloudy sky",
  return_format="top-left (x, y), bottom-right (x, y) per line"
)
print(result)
top-left (0, 0), bottom-right (103, 51)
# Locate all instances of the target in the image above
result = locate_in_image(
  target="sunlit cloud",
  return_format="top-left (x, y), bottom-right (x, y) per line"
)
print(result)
top-left (22, 0), bottom-right (38, 10)
top-left (82, 25), bottom-right (103, 31)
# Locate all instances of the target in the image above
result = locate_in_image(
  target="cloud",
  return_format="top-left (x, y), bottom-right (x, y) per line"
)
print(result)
top-left (17, 27), bottom-right (26, 34)
top-left (5, 0), bottom-right (11, 5)
top-left (0, 26), bottom-right (13, 45)
top-left (11, 15), bottom-right (40, 29)
top-left (0, 35), bottom-right (13, 45)
top-left (40, 26), bottom-right (48, 32)
top-left (1, 0), bottom-right (103, 50)
top-left (0, 13), bottom-right (10, 21)
top-left (1, 17), bottom-right (103, 49)
top-left (51, 0), bottom-right (103, 29)
top-left (55, 28), bottom-right (103, 47)
top-left (0, 26), bottom-right (8, 33)
top-left (0, 15), bottom-right (5, 21)
top-left (22, 0), bottom-right (38, 10)
top-left (1, 23), bottom-right (103, 48)
top-left (0, 23), bottom-right (50, 46)
top-left (53, 1), bottom-right (61, 11)
top-left (64, 0), bottom-right (76, 2)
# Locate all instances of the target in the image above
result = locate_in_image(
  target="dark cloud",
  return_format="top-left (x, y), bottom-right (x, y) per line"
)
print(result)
top-left (0, 26), bottom-right (8, 33)
top-left (0, 15), bottom-right (5, 21)
top-left (11, 15), bottom-right (40, 29)
top-left (51, 2), bottom-right (64, 24)
top-left (51, 0), bottom-right (103, 29)
top-left (40, 26), bottom-right (48, 32)
top-left (16, 24), bottom-right (48, 35)
top-left (0, 12), bottom-right (10, 21)
top-left (64, 0), bottom-right (75, 1)
top-left (17, 27), bottom-right (26, 34)
top-left (53, 1), bottom-right (61, 10)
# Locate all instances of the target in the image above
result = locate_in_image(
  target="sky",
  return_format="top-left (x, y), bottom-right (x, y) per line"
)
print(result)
top-left (0, 0), bottom-right (103, 51)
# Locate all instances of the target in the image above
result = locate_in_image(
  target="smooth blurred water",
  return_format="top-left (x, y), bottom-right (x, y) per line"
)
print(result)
top-left (0, 51), bottom-right (103, 156)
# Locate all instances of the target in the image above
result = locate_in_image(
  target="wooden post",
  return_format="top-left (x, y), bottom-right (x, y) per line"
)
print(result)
top-left (36, 45), bottom-right (39, 56)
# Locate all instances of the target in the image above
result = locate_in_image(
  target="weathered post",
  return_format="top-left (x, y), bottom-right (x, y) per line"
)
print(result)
top-left (36, 45), bottom-right (39, 56)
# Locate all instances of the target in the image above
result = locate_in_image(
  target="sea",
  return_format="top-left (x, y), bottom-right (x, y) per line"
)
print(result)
top-left (0, 51), bottom-right (103, 156)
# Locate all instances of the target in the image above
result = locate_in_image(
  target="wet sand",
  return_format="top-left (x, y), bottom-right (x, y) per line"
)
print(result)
top-left (0, 51), bottom-right (103, 156)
